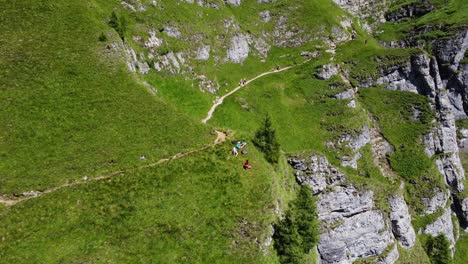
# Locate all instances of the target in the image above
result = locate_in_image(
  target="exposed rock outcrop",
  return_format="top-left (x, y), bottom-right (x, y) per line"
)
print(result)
top-left (289, 154), bottom-right (396, 264)
top-left (316, 64), bottom-right (339, 80)
top-left (338, 126), bottom-right (371, 169)
top-left (424, 208), bottom-right (456, 254)
top-left (288, 155), bottom-right (345, 194)
top-left (388, 195), bottom-right (416, 248)
top-left (227, 33), bottom-right (250, 63)
top-left (318, 210), bottom-right (394, 264)
top-left (422, 188), bottom-right (450, 215)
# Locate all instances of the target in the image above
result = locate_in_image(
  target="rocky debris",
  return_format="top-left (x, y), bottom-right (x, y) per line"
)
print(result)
top-left (317, 185), bottom-right (374, 225)
top-left (197, 74), bottom-right (220, 94)
top-left (389, 195), bottom-right (416, 248)
top-left (385, 0), bottom-right (434, 22)
top-left (227, 34), bottom-right (250, 63)
top-left (153, 52), bottom-right (188, 74)
top-left (273, 16), bottom-right (308, 47)
top-left (123, 43), bottom-right (150, 74)
top-left (316, 64), bottom-right (339, 80)
top-left (338, 126), bottom-right (371, 169)
top-left (22, 190), bottom-right (41, 197)
top-left (424, 208), bottom-right (456, 254)
top-left (288, 155), bottom-right (345, 194)
top-left (225, 0), bottom-right (241, 6)
top-left (318, 210), bottom-right (394, 264)
top-left (121, 0), bottom-right (146, 12)
top-left (257, 0), bottom-right (275, 3)
top-left (252, 37), bottom-right (270, 61)
top-left (300, 51), bottom-right (319, 58)
top-left (145, 30), bottom-right (163, 51)
top-left (195, 45), bottom-right (211, 60)
top-left (332, 0), bottom-right (388, 28)
top-left (259, 10), bottom-right (272, 23)
top-left (370, 127), bottom-right (395, 177)
top-left (334, 89), bottom-right (355, 100)
top-left (331, 26), bottom-right (350, 44)
top-left (422, 188), bottom-right (450, 215)
top-left (163, 25), bottom-right (181, 38)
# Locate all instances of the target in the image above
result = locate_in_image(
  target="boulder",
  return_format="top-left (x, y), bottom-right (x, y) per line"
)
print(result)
top-left (316, 64), bottom-right (339, 80)
top-left (424, 208), bottom-right (456, 254)
top-left (227, 34), bottom-right (250, 63)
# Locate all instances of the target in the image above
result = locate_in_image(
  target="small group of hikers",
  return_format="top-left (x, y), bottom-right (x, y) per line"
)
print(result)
top-left (239, 79), bottom-right (247, 86)
top-left (232, 140), bottom-right (251, 170)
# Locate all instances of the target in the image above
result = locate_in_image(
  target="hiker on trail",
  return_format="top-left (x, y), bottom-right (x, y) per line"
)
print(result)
top-left (276, 65), bottom-right (280, 71)
top-left (235, 141), bottom-right (242, 149)
top-left (243, 160), bottom-right (251, 170)
top-left (232, 146), bottom-right (239, 157)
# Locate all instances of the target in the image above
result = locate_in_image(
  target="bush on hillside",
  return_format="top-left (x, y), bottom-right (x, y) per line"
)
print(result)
top-left (426, 234), bottom-right (451, 264)
top-left (253, 114), bottom-right (280, 164)
top-left (109, 11), bottom-right (127, 40)
top-left (273, 185), bottom-right (319, 263)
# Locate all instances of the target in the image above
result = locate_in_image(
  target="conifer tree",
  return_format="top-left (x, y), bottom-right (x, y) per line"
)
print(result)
top-left (253, 114), bottom-right (280, 163)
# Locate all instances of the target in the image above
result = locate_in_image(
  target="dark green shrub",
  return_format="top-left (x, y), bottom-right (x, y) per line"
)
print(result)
top-left (426, 234), bottom-right (451, 264)
top-left (98, 32), bottom-right (107, 42)
top-left (273, 185), bottom-right (318, 263)
top-left (108, 11), bottom-right (127, 40)
top-left (253, 114), bottom-right (280, 164)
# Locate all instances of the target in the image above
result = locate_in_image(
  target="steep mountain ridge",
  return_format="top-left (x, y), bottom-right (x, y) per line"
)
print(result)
top-left (1, 0), bottom-right (468, 263)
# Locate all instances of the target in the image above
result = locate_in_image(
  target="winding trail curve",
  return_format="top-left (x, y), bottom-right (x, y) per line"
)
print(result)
top-left (0, 131), bottom-right (228, 207)
top-left (201, 60), bottom-right (311, 124)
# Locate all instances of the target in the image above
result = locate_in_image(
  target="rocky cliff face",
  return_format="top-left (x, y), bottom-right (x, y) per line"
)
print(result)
top-left (288, 156), bottom-right (399, 264)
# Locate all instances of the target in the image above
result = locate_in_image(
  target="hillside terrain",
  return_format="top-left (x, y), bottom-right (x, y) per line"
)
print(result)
top-left (0, 0), bottom-right (468, 263)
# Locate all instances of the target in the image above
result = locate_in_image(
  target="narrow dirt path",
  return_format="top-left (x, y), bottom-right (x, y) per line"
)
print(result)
top-left (201, 60), bottom-right (311, 124)
top-left (0, 131), bottom-right (228, 207)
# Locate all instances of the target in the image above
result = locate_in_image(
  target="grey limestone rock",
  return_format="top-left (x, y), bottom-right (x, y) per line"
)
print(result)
top-left (424, 208), bottom-right (456, 254)
top-left (195, 45), bottom-right (211, 60)
top-left (422, 188), bottom-right (450, 215)
top-left (227, 34), bottom-right (250, 63)
top-left (225, 0), bottom-right (241, 6)
top-left (259, 10), bottom-right (271, 23)
top-left (338, 126), bottom-right (371, 169)
top-left (388, 195), bottom-right (416, 248)
top-left (316, 64), bottom-right (339, 80)
top-left (288, 155), bottom-right (345, 194)
top-left (318, 210), bottom-right (394, 264)
top-left (317, 185), bottom-right (374, 224)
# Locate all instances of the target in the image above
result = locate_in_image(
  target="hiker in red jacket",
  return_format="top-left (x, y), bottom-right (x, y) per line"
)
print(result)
top-left (243, 160), bottom-right (251, 170)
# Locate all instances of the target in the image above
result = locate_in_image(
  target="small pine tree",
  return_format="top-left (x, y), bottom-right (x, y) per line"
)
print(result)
top-left (294, 185), bottom-right (319, 253)
top-left (426, 234), bottom-right (451, 264)
top-left (253, 114), bottom-right (280, 163)
top-left (108, 11), bottom-right (119, 29)
top-left (273, 185), bottom-right (319, 263)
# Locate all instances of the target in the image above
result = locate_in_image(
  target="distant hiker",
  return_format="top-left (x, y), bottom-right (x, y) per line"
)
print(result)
top-left (351, 32), bottom-right (356, 40)
top-left (243, 160), bottom-right (251, 170)
top-left (232, 147), bottom-right (239, 157)
top-left (365, 39), bottom-right (368, 45)
top-left (276, 65), bottom-right (280, 71)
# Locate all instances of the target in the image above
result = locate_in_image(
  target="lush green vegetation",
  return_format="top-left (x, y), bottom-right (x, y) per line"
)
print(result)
top-left (376, 0), bottom-right (468, 44)
top-left (425, 235), bottom-right (451, 264)
top-left (273, 185), bottom-right (318, 264)
top-left (253, 115), bottom-right (281, 164)
top-left (0, 143), bottom-right (283, 263)
top-left (0, 0), bottom-right (213, 194)
top-left (453, 233), bottom-right (468, 264)
top-left (359, 88), bottom-right (444, 213)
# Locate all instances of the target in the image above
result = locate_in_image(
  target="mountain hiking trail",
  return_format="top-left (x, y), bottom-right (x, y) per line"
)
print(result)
top-left (0, 131), bottom-right (228, 207)
top-left (201, 60), bottom-right (311, 124)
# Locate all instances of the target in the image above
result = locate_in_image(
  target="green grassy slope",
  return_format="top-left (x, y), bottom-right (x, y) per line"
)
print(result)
top-left (0, 0), bottom-right (211, 194)
top-left (0, 142), bottom-right (284, 263)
